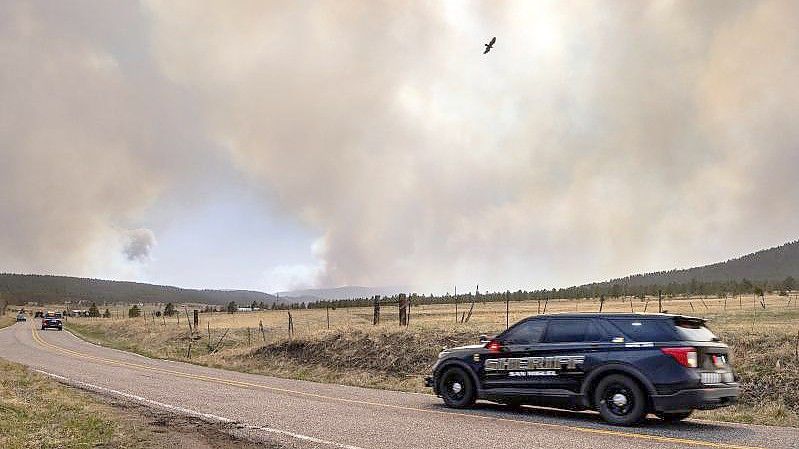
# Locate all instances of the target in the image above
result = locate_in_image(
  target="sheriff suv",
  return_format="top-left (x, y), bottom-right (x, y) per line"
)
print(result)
top-left (426, 313), bottom-right (738, 425)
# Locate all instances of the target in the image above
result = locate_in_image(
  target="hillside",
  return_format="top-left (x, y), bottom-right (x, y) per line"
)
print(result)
top-left (0, 274), bottom-right (276, 306)
top-left (597, 240), bottom-right (799, 288)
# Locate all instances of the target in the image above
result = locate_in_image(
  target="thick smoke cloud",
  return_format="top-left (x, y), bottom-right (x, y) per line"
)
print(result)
top-left (144, 1), bottom-right (799, 289)
top-left (2, 1), bottom-right (799, 291)
top-left (0, 1), bottom-right (217, 280)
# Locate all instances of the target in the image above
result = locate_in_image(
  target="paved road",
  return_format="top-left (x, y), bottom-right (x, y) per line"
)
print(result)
top-left (0, 322), bottom-right (795, 449)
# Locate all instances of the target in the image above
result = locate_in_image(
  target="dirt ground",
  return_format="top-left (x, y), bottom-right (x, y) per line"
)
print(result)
top-left (94, 396), bottom-right (284, 449)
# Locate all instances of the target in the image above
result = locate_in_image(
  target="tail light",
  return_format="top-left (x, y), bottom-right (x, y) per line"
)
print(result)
top-left (485, 339), bottom-right (502, 353)
top-left (661, 347), bottom-right (698, 368)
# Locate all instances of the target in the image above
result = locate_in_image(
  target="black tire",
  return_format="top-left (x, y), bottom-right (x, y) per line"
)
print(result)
top-left (437, 367), bottom-right (476, 408)
top-left (41, 327), bottom-right (45, 331)
top-left (595, 374), bottom-right (647, 426)
top-left (656, 411), bottom-right (692, 423)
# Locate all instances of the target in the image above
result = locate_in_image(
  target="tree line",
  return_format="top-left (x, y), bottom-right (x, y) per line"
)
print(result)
top-left (299, 277), bottom-right (796, 310)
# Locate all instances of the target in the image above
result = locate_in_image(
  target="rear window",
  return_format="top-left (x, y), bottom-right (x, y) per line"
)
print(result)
top-left (673, 318), bottom-right (718, 342)
top-left (605, 318), bottom-right (677, 342)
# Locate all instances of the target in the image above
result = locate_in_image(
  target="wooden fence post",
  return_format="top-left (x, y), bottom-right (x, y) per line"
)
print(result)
top-left (327, 305), bottom-right (331, 329)
top-left (454, 286), bottom-right (458, 323)
top-left (505, 291), bottom-right (510, 330)
top-left (185, 308), bottom-right (193, 334)
top-left (259, 319), bottom-right (266, 342)
top-left (658, 290), bottom-right (662, 313)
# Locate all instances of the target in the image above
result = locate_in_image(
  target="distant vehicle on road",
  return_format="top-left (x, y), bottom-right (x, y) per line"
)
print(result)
top-left (16, 313), bottom-right (27, 322)
top-left (426, 313), bottom-right (738, 426)
top-left (34, 311), bottom-right (43, 318)
top-left (41, 315), bottom-right (63, 331)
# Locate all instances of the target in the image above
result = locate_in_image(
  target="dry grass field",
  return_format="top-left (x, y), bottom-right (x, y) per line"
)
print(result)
top-left (64, 294), bottom-right (799, 427)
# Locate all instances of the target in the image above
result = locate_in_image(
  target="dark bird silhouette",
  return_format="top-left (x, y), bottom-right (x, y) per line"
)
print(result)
top-left (483, 37), bottom-right (496, 54)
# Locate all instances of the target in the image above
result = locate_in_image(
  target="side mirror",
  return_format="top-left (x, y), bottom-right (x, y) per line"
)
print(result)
top-left (479, 334), bottom-right (490, 343)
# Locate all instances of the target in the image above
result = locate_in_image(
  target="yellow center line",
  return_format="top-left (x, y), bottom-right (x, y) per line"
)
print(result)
top-left (30, 326), bottom-right (765, 449)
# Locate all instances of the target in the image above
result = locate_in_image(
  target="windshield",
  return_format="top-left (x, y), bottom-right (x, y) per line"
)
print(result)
top-left (673, 318), bottom-right (718, 341)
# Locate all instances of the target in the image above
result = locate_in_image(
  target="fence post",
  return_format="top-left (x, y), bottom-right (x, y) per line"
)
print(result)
top-left (193, 310), bottom-right (199, 328)
top-left (259, 319), bottom-right (266, 342)
top-left (184, 308), bottom-right (193, 334)
top-left (398, 294), bottom-right (407, 326)
top-left (505, 291), bottom-right (509, 330)
top-left (658, 290), bottom-right (662, 313)
top-left (454, 286), bottom-right (458, 323)
top-left (327, 305), bottom-right (331, 329)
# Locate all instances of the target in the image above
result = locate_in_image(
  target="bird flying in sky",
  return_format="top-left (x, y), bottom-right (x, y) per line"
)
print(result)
top-left (483, 37), bottom-right (496, 54)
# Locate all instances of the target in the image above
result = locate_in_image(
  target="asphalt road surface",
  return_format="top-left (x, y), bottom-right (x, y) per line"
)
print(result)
top-left (0, 321), bottom-right (795, 449)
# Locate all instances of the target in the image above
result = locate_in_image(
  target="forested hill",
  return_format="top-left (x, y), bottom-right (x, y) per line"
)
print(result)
top-left (0, 274), bottom-right (277, 306)
top-left (595, 240), bottom-right (799, 288)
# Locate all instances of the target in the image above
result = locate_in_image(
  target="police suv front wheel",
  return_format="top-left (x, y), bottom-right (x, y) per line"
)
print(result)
top-left (595, 374), bottom-right (647, 426)
top-left (438, 367), bottom-right (476, 408)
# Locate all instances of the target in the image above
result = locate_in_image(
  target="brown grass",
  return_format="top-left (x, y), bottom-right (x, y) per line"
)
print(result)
top-left (65, 295), bottom-right (799, 427)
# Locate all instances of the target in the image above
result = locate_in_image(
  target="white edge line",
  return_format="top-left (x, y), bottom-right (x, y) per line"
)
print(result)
top-left (32, 369), bottom-right (365, 449)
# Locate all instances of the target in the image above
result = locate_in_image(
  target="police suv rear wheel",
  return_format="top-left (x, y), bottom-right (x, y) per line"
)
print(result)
top-left (595, 374), bottom-right (647, 426)
top-left (438, 367), bottom-right (476, 408)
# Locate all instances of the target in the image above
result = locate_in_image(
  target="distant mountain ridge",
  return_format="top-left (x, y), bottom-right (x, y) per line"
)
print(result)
top-left (2, 239), bottom-right (798, 306)
top-left (278, 285), bottom-right (411, 301)
top-left (0, 273), bottom-right (276, 306)
top-left (592, 240), bottom-right (799, 288)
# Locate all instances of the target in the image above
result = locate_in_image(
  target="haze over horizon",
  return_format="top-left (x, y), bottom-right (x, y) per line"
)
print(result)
top-left (3, 1), bottom-right (799, 294)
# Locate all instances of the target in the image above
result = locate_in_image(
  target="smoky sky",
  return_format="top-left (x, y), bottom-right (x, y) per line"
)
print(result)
top-left (2, 1), bottom-right (799, 292)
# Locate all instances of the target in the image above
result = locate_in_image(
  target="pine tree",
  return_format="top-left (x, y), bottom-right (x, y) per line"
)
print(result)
top-left (128, 305), bottom-right (141, 318)
top-left (226, 301), bottom-right (238, 314)
top-left (163, 302), bottom-right (176, 317)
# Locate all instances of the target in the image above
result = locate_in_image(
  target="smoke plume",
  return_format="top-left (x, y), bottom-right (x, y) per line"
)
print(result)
top-left (2, 1), bottom-right (799, 291)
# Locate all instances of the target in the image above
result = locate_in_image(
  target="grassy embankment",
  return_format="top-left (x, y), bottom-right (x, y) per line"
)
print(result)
top-left (66, 295), bottom-right (799, 427)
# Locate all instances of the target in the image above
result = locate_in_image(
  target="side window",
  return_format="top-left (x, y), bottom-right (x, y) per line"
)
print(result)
top-left (502, 319), bottom-right (547, 345)
top-left (584, 320), bottom-right (608, 342)
top-left (543, 319), bottom-right (589, 343)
